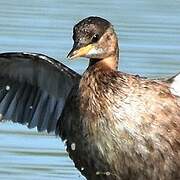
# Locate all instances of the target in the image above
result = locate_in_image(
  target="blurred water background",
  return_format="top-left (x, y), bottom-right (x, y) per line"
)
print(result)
top-left (0, 0), bottom-right (179, 179)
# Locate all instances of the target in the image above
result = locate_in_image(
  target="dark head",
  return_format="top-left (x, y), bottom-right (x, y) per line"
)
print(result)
top-left (67, 16), bottom-right (119, 70)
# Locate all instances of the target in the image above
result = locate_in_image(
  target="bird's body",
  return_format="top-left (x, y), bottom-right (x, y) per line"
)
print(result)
top-left (0, 16), bottom-right (179, 180)
top-left (59, 60), bottom-right (180, 180)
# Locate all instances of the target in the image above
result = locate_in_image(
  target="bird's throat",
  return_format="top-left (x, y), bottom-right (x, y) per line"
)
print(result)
top-left (89, 49), bottom-right (119, 70)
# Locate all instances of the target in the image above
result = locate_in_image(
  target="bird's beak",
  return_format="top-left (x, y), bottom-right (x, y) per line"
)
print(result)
top-left (67, 44), bottom-right (94, 59)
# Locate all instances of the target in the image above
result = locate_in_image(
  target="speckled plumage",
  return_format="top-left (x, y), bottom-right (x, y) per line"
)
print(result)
top-left (59, 61), bottom-right (180, 180)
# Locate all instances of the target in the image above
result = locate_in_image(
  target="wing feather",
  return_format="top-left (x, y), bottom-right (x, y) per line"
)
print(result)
top-left (0, 52), bottom-right (80, 133)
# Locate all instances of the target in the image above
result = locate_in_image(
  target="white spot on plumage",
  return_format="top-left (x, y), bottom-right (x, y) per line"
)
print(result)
top-left (5, 85), bottom-right (10, 91)
top-left (106, 171), bottom-right (111, 176)
top-left (80, 167), bottom-right (84, 171)
top-left (0, 113), bottom-right (3, 120)
top-left (96, 171), bottom-right (111, 176)
top-left (96, 171), bottom-right (100, 175)
top-left (71, 143), bottom-right (76, 151)
top-left (170, 73), bottom-right (180, 96)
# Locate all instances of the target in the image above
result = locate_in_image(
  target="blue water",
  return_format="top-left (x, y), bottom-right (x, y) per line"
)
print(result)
top-left (0, 0), bottom-right (179, 179)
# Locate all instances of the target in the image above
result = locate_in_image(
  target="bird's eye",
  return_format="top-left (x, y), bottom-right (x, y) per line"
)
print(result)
top-left (91, 34), bottom-right (99, 43)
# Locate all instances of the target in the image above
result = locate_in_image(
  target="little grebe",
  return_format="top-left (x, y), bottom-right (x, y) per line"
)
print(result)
top-left (0, 17), bottom-right (179, 180)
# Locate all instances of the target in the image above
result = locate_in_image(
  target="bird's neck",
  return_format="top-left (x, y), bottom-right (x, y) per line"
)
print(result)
top-left (89, 46), bottom-right (119, 71)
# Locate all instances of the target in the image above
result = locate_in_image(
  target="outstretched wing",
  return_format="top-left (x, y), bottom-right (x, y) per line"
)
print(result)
top-left (0, 52), bottom-right (81, 133)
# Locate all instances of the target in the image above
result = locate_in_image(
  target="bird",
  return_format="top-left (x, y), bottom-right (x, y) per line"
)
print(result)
top-left (0, 16), bottom-right (179, 180)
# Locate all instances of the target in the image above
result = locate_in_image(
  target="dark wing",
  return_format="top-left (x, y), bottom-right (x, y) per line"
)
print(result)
top-left (0, 52), bottom-right (81, 133)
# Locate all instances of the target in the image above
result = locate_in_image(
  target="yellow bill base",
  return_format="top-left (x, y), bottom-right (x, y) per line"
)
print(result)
top-left (68, 44), bottom-right (94, 59)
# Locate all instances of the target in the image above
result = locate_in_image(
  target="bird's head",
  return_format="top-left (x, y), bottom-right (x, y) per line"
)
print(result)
top-left (67, 16), bottom-right (119, 68)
